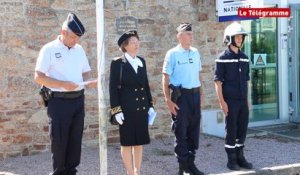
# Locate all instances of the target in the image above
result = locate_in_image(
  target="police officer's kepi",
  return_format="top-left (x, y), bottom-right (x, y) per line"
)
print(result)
top-left (176, 23), bottom-right (192, 32)
top-left (118, 30), bottom-right (138, 47)
top-left (66, 13), bottom-right (85, 37)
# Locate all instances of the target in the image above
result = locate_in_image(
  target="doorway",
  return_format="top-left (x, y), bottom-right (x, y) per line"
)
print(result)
top-left (242, 18), bottom-right (279, 122)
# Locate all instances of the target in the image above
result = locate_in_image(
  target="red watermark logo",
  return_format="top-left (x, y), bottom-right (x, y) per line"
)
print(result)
top-left (238, 8), bottom-right (290, 18)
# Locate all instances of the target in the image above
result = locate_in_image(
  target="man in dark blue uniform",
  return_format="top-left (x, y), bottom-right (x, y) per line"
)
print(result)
top-left (162, 23), bottom-right (204, 175)
top-left (34, 13), bottom-right (97, 175)
top-left (214, 22), bottom-right (253, 170)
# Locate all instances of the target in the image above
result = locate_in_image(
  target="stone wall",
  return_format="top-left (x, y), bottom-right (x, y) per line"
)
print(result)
top-left (0, 0), bottom-right (227, 159)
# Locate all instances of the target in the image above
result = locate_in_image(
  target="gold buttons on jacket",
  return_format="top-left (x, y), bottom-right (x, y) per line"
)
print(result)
top-left (136, 98), bottom-right (139, 101)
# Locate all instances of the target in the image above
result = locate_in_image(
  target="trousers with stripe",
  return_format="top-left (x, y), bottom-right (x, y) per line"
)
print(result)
top-left (224, 98), bottom-right (249, 153)
top-left (172, 92), bottom-right (201, 163)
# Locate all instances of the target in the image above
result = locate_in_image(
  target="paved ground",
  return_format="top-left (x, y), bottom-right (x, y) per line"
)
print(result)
top-left (1, 124), bottom-right (300, 175)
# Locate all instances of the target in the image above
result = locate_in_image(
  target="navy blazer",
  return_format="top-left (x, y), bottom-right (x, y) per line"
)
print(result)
top-left (109, 55), bottom-right (153, 115)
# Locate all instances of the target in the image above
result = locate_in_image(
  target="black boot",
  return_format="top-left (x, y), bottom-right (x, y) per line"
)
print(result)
top-left (226, 152), bottom-right (240, 170)
top-left (179, 162), bottom-right (192, 175)
top-left (237, 148), bottom-right (253, 169)
top-left (188, 155), bottom-right (204, 175)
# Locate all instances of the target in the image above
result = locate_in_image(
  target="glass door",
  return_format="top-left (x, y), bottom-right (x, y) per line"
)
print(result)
top-left (289, 5), bottom-right (300, 123)
top-left (242, 18), bottom-right (279, 122)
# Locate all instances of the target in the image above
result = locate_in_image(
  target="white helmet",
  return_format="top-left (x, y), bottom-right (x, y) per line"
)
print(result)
top-left (223, 22), bottom-right (248, 47)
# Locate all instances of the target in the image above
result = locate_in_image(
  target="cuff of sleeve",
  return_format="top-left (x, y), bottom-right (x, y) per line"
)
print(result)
top-left (110, 106), bottom-right (122, 115)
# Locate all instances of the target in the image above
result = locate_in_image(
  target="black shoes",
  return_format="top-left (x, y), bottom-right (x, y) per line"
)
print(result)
top-left (188, 157), bottom-right (205, 175)
top-left (226, 149), bottom-right (253, 170)
top-left (178, 159), bottom-right (205, 175)
top-left (179, 162), bottom-right (193, 175)
top-left (226, 153), bottom-right (240, 170)
top-left (237, 149), bottom-right (253, 169)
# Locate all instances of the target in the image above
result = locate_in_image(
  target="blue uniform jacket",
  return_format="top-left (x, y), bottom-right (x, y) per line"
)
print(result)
top-left (214, 48), bottom-right (250, 100)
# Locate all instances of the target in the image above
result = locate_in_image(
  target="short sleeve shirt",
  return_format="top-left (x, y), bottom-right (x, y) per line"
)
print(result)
top-left (35, 36), bottom-right (91, 92)
top-left (162, 44), bottom-right (202, 89)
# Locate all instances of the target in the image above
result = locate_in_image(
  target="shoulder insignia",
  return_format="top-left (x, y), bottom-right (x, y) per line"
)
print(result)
top-left (113, 57), bottom-right (122, 61)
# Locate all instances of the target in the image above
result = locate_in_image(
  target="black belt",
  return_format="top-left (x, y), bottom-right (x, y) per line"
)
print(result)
top-left (52, 90), bottom-right (84, 99)
top-left (181, 87), bottom-right (200, 94)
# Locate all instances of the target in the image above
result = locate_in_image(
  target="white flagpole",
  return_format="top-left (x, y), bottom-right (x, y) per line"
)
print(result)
top-left (96, 0), bottom-right (107, 174)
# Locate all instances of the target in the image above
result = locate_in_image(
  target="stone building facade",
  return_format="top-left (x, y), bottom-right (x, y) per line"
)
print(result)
top-left (0, 0), bottom-right (227, 159)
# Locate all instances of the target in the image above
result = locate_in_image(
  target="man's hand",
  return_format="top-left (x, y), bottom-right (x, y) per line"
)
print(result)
top-left (220, 101), bottom-right (228, 117)
top-left (85, 79), bottom-right (98, 88)
top-left (200, 93), bottom-right (204, 108)
top-left (63, 81), bottom-right (79, 91)
top-left (166, 99), bottom-right (180, 116)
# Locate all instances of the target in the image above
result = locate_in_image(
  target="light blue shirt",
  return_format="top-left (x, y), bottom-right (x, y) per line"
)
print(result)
top-left (163, 44), bottom-right (202, 89)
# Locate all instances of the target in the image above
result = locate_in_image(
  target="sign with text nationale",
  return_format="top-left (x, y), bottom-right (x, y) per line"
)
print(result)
top-left (217, 0), bottom-right (262, 22)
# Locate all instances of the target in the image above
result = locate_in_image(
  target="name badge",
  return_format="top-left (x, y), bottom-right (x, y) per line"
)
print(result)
top-left (55, 53), bottom-right (61, 58)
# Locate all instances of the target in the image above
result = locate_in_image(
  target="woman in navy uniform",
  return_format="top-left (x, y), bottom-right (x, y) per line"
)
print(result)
top-left (109, 30), bottom-right (155, 175)
top-left (214, 22), bottom-right (253, 170)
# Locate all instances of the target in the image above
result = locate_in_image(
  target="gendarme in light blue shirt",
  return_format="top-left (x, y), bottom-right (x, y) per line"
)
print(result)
top-left (163, 44), bottom-right (202, 89)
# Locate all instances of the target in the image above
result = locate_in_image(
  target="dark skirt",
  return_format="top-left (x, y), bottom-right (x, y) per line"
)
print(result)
top-left (119, 111), bottom-right (150, 146)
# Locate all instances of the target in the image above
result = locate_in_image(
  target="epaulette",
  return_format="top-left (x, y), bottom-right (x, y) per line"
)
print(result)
top-left (112, 57), bottom-right (122, 61)
top-left (113, 56), bottom-right (127, 63)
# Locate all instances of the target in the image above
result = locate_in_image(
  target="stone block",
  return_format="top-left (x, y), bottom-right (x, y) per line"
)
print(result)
top-left (13, 134), bottom-right (32, 144)
top-left (33, 144), bottom-right (46, 150)
top-left (29, 110), bottom-right (47, 124)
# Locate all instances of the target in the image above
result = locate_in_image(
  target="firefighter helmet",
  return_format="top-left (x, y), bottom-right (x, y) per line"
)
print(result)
top-left (223, 22), bottom-right (248, 47)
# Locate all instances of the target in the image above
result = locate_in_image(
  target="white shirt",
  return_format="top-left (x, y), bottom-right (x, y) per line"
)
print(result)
top-left (125, 52), bottom-right (143, 73)
top-left (35, 36), bottom-right (91, 92)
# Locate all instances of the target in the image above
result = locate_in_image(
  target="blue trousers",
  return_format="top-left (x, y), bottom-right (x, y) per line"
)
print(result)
top-left (172, 92), bottom-right (201, 163)
top-left (224, 98), bottom-right (249, 153)
top-left (47, 96), bottom-right (85, 175)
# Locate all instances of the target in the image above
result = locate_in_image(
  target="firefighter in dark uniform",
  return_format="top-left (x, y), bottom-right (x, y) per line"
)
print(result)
top-left (34, 13), bottom-right (97, 175)
top-left (214, 22), bottom-right (253, 170)
top-left (162, 23), bottom-right (204, 175)
top-left (109, 30), bottom-right (155, 175)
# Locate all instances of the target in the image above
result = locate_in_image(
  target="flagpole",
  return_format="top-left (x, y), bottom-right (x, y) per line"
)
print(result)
top-left (96, 0), bottom-right (107, 174)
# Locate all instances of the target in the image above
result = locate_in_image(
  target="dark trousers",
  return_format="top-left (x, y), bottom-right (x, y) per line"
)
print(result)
top-left (172, 92), bottom-right (201, 163)
top-left (225, 98), bottom-right (249, 153)
top-left (47, 96), bottom-right (85, 175)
